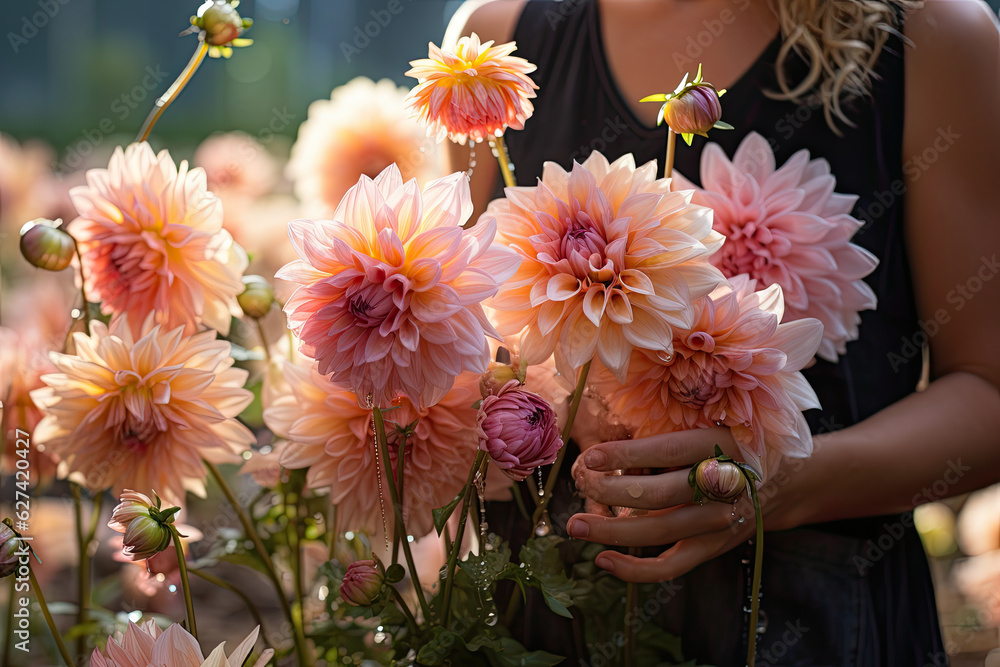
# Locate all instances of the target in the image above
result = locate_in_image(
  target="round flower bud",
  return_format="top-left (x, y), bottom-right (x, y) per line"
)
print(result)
top-left (663, 85), bottom-right (723, 138)
top-left (693, 458), bottom-right (745, 503)
top-left (122, 515), bottom-right (174, 561)
top-left (238, 275), bottom-right (275, 319)
top-left (479, 361), bottom-right (525, 398)
top-left (19, 219), bottom-right (75, 271)
top-left (0, 523), bottom-right (23, 578)
top-left (477, 380), bottom-right (563, 481)
top-left (340, 559), bottom-right (384, 606)
top-left (199, 1), bottom-right (246, 46)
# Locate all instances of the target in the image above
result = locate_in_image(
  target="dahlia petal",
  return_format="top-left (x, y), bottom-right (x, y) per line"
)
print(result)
top-left (769, 318), bottom-right (824, 371)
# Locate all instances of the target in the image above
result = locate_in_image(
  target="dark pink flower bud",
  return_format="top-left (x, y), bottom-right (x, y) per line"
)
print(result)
top-left (340, 559), bottom-right (384, 606)
top-left (693, 458), bottom-right (745, 503)
top-left (663, 85), bottom-right (723, 138)
top-left (477, 380), bottom-right (563, 481)
top-left (0, 523), bottom-right (23, 578)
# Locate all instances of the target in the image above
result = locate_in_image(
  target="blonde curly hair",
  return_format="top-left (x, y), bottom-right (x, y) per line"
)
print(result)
top-left (771, 0), bottom-right (924, 132)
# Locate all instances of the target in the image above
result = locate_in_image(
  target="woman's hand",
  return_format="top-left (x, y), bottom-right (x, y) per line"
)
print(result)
top-left (566, 427), bottom-right (810, 583)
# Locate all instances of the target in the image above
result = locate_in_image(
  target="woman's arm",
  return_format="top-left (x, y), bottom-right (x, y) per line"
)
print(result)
top-left (566, 0), bottom-right (1000, 582)
top-left (443, 0), bottom-right (527, 220)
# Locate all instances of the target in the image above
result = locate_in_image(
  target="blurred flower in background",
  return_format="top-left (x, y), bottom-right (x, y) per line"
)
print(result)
top-left (287, 77), bottom-right (443, 219)
top-left (955, 484), bottom-right (1000, 626)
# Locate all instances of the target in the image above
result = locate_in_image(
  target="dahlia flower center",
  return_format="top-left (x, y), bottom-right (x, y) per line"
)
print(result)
top-left (525, 407), bottom-right (545, 428)
top-left (714, 218), bottom-right (792, 278)
top-left (348, 284), bottom-right (394, 328)
top-left (666, 360), bottom-right (722, 410)
top-left (120, 413), bottom-right (160, 450)
top-left (109, 240), bottom-right (162, 284)
top-left (558, 219), bottom-right (614, 283)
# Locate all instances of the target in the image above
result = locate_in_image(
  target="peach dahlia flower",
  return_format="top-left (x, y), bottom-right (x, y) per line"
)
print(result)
top-left (595, 276), bottom-right (823, 474)
top-left (289, 77), bottom-right (443, 219)
top-left (91, 620), bottom-right (272, 667)
top-left (488, 151), bottom-right (726, 380)
top-left (405, 33), bottom-right (538, 145)
top-left (278, 164), bottom-right (520, 408)
top-left (30, 317), bottom-right (255, 504)
top-left (265, 361), bottom-right (479, 540)
top-left (672, 132), bottom-right (877, 361)
top-left (69, 142), bottom-right (248, 337)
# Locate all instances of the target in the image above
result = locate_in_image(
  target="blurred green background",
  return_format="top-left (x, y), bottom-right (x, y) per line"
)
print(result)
top-left (0, 0), bottom-right (462, 155)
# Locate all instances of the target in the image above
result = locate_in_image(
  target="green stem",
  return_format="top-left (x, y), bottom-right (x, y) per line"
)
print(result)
top-left (168, 526), bottom-right (197, 639)
top-left (534, 360), bottom-right (592, 519)
top-left (745, 477), bottom-right (763, 667)
top-left (441, 450), bottom-right (488, 627)
top-left (284, 468), bottom-right (306, 650)
top-left (502, 585), bottom-right (522, 627)
top-left (189, 568), bottom-right (269, 647)
top-left (137, 42), bottom-right (209, 142)
top-left (255, 319), bottom-right (272, 363)
top-left (664, 131), bottom-right (677, 181)
top-left (373, 408), bottom-right (431, 621)
top-left (328, 504), bottom-right (338, 561)
top-left (71, 484), bottom-right (89, 663)
top-left (490, 135), bottom-right (516, 188)
top-left (28, 566), bottom-right (73, 666)
top-left (391, 435), bottom-right (407, 566)
top-left (388, 585), bottom-right (420, 638)
top-left (205, 460), bottom-right (311, 667)
top-left (71, 236), bottom-right (90, 333)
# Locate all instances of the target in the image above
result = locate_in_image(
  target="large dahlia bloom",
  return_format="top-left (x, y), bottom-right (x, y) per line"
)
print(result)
top-left (489, 151), bottom-right (726, 380)
top-left (91, 620), bottom-right (272, 667)
top-left (405, 33), bottom-right (538, 145)
top-left (289, 77), bottom-right (443, 218)
top-left (30, 317), bottom-right (255, 504)
top-left (69, 143), bottom-right (248, 337)
top-left (264, 361), bottom-right (479, 540)
top-left (596, 276), bottom-right (823, 474)
top-left (278, 164), bottom-right (520, 408)
top-left (672, 132), bottom-right (877, 361)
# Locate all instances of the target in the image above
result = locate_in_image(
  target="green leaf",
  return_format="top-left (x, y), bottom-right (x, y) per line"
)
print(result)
top-left (491, 638), bottom-right (564, 667)
top-left (639, 93), bottom-right (667, 103)
top-left (518, 535), bottom-right (576, 619)
top-left (432, 491), bottom-right (464, 535)
top-left (713, 121), bottom-right (734, 130)
top-left (416, 627), bottom-right (463, 665)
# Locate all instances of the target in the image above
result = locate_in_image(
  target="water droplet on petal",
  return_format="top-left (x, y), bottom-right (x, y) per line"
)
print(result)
top-left (626, 483), bottom-right (643, 499)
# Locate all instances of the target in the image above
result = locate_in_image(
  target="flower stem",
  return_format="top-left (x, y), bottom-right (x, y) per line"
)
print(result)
top-left (28, 565), bottom-right (74, 666)
top-left (255, 319), bottom-right (272, 363)
top-left (205, 460), bottom-right (311, 666)
top-left (136, 41), bottom-right (209, 142)
top-left (71, 484), bottom-right (95, 662)
top-left (284, 468), bottom-right (306, 649)
top-left (391, 435), bottom-right (407, 566)
top-left (189, 568), bottom-right (269, 648)
top-left (388, 585), bottom-right (420, 637)
top-left (490, 135), bottom-right (516, 188)
top-left (744, 476), bottom-right (763, 667)
top-left (168, 525), bottom-right (197, 639)
top-left (664, 131), bottom-right (677, 181)
top-left (534, 360), bottom-right (592, 518)
top-left (372, 407), bottom-right (432, 621)
top-left (71, 236), bottom-right (90, 332)
top-left (441, 450), bottom-right (488, 627)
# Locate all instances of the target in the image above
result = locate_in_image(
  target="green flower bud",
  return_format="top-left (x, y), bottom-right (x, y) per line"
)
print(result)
top-left (238, 274), bottom-right (276, 319)
top-left (196, 0), bottom-right (249, 47)
top-left (122, 515), bottom-right (174, 561)
top-left (0, 522), bottom-right (23, 579)
top-left (19, 219), bottom-right (76, 271)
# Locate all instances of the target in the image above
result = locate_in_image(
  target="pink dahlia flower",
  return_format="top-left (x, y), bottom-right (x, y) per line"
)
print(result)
top-left (596, 276), bottom-right (823, 474)
top-left (405, 33), bottom-right (538, 145)
top-left (489, 151), bottom-right (727, 380)
top-left (289, 77), bottom-right (443, 219)
top-left (278, 164), bottom-right (520, 409)
top-left (90, 620), bottom-right (272, 667)
top-left (672, 132), bottom-right (878, 361)
top-left (30, 317), bottom-right (255, 504)
top-left (477, 379), bottom-right (563, 481)
top-left (265, 361), bottom-right (480, 540)
top-left (69, 143), bottom-right (248, 337)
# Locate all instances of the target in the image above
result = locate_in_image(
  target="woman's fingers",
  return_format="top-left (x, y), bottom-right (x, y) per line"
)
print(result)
top-left (582, 427), bottom-right (736, 472)
top-left (573, 468), bottom-right (694, 510)
top-left (592, 530), bottom-right (744, 583)
top-left (566, 503), bottom-right (735, 547)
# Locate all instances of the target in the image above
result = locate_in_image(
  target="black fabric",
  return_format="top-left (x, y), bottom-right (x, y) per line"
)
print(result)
top-left (489, 1), bottom-right (946, 664)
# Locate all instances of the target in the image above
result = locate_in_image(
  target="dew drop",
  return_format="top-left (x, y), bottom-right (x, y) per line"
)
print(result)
top-left (738, 516), bottom-right (746, 524)
top-left (626, 483), bottom-right (643, 499)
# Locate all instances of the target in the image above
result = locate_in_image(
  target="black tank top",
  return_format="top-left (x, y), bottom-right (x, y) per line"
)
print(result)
top-left (492, 2), bottom-right (944, 664)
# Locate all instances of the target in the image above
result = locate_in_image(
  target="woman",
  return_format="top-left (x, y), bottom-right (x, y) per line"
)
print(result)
top-left (447, 0), bottom-right (1000, 664)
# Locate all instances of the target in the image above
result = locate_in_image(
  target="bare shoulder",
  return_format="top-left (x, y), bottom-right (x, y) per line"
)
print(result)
top-left (444, 0), bottom-right (529, 48)
top-left (904, 0), bottom-right (998, 68)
